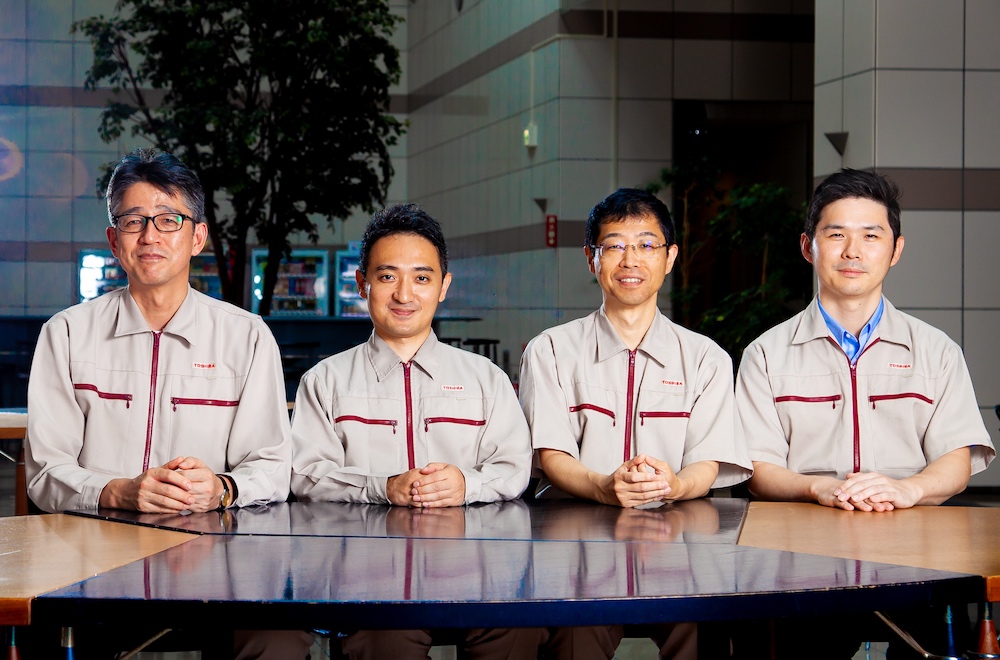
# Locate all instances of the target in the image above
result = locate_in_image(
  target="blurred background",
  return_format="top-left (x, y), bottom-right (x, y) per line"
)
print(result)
top-left (1, 0), bottom-right (998, 485)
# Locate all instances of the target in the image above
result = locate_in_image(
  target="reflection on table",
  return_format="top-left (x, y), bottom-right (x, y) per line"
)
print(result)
top-left (70, 497), bottom-right (742, 543)
top-left (35, 499), bottom-right (982, 631)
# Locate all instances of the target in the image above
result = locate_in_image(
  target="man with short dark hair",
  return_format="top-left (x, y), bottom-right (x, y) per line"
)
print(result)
top-left (736, 168), bottom-right (994, 511)
top-left (290, 203), bottom-right (536, 658)
top-left (25, 148), bottom-right (308, 659)
top-left (27, 148), bottom-right (291, 514)
top-left (519, 187), bottom-right (752, 660)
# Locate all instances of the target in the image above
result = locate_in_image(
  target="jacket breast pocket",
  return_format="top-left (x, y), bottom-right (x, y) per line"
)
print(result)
top-left (864, 379), bottom-right (934, 473)
top-left (165, 376), bottom-right (241, 466)
top-left (772, 391), bottom-right (845, 455)
top-left (71, 360), bottom-right (146, 474)
top-left (421, 397), bottom-right (489, 466)
top-left (633, 389), bottom-right (692, 467)
top-left (332, 397), bottom-right (403, 473)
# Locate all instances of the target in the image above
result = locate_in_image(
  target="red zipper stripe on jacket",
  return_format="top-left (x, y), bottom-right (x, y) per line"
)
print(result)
top-left (568, 403), bottom-right (616, 424)
top-left (827, 336), bottom-right (881, 473)
top-left (170, 397), bottom-right (239, 411)
top-left (638, 411), bottom-right (691, 425)
top-left (73, 384), bottom-right (133, 408)
top-left (624, 349), bottom-right (636, 463)
top-left (869, 392), bottom-right (933, 408)
top-left (403, 362), bottom-right (415, 470)
top-left (424, 417), bottom-right (486, 432)
top-left (334, 415), bottom-right (397, 433)
top-left (143, 331), bottom-right (161, 472)
top-left (774, 394), bottom-right (842, 409)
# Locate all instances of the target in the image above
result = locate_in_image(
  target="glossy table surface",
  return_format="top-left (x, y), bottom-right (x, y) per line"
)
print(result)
top-left (25, 499), bottom-right (984, 630)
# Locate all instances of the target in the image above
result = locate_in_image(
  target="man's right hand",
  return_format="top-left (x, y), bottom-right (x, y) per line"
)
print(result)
top-left (99, 456), bottom-right (198, 512)
top-left (603, 454), bottom-right (674, 507)
top-left (386, 467), bottom-right (424, 507)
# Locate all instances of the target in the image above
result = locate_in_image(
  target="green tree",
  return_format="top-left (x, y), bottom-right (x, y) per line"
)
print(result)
top-left (646, 157), bottom-right (722, 328)
top-left (699, 182), bottom-right (813, 359)
top-left (74, 0), bottom-right (403, 313)
top-left (648, 165), bottom-right (812, 363)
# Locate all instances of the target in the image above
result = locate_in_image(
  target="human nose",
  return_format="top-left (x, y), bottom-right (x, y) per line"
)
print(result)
top-left (842, 235), bottom-right (861, 259)
top-left (393, 278), bottom-right (413, 303)
top-left (137, 217), bottom-right (161, 242)
top-left (620, 243), bottom-right (640, 266)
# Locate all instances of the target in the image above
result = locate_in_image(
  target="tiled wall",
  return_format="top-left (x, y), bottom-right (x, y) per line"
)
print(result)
top-left (0, 0), bottom-right (122, 317)
top-left (814, 0), bottom-right (1000, 484)
top-left (406, 0), bottom-right (813, 379)
top-left (0, 0), bottom-right (410, 315)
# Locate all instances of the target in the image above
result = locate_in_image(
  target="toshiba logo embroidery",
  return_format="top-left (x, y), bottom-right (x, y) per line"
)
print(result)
top-left (662, 380), bottom-right (683, 386)
top-left (193, 362), bottom-right (216, 370)
top-left (888, 363), bottom-right (911, 370)
top-left (441, 385), bottom-right (464, 392)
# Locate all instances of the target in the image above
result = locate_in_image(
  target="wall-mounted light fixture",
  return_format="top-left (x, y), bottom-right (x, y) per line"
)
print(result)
top-left (523, 121), bottom-right (538, 152)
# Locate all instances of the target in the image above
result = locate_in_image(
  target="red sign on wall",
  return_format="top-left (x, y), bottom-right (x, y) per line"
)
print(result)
top-left (545, 214), bottom-right (557, 248)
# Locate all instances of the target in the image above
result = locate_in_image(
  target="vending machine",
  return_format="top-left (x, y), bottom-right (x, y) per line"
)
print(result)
top-left (250, 248), bottom-right (329, 316)
top-left (334, 242), bottom-right (367, 318)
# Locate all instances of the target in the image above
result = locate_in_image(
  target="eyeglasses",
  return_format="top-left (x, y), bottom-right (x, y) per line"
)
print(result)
top-left (591, 242), bottom-right (669, 260)
top-left (111, 213), bottom-right (193, 234)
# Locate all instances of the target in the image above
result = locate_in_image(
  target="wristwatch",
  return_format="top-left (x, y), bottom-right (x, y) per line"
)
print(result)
top-left (217, 474), bottom-right (233, 509)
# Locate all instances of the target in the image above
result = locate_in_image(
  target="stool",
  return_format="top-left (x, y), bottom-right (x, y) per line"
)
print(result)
top-left (438, 337), bottom-right (463, 348)
top-left (462, 338), bottom-right (499, 364)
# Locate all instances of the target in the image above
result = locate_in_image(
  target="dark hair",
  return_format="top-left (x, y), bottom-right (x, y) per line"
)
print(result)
top-left (585, 188), bottom-right (675, 248)
top-left (805, 168), bottom-right (901, 242)
top-left (358, 203), bottom-right (449, 277)
top-left (106, 148), bottom-right (206, 224)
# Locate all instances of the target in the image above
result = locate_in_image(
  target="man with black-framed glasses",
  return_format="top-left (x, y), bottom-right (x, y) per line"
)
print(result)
top-left (518, 187), bottom-right (751, 660)
top-left (26, 147), bottom-right (292, 516)
top-left (24, 148), bottom-right (308, 658)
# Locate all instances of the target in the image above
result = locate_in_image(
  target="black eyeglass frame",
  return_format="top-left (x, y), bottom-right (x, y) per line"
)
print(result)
top-left (110, 212), bottom-right (195, 234)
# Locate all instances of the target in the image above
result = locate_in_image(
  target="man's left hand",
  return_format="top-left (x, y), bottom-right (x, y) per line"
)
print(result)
top-left (169, 456), bottom-right (225, 513)
top-left (410, 463), bottom-right (466, 508)
top-left (834, 471), bottom-right (921, 511)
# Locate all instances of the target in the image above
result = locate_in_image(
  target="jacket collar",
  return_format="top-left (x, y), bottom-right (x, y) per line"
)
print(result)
top-left (367, 330), bottom-right (441, 382)
top-left (115, 286), bottom-right (199, 346)
top-left (595, 306), bottom-right (674, 367)
top-left (791, 296), bottom-right (912, 351)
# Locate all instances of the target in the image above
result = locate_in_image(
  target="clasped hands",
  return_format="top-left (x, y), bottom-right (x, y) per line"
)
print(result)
top-left (605, 453), bottom-right (682, 508)
top-left (99, 456), bottom-right (225, 513)
top-left (821, 471), bottom-right (920, 512)
top-left (386, 462), bottom-right (466, 507)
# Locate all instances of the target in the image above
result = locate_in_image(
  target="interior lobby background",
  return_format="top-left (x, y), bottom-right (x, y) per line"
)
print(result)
top-left (1, 0), bottom-right (998, 484)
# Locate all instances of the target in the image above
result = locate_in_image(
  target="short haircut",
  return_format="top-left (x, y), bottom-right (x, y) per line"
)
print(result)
top-left (358, 203), bottom-right (449, 277)
top-left (106, 148), bottom-right (206, 224)
top-left (805, 168), bottom-right (901, 242)
top-left (585, 187), bottom-right (676, 248)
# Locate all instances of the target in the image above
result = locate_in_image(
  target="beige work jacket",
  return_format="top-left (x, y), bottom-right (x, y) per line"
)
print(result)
top-left (736, 298), bottom-right (995, 479)
top-left (518, 308), bottom-right (752, 494)
top-left (290, 332), bottom-right (531, 504)
top-left (25, 287), bottom-right (292, 512)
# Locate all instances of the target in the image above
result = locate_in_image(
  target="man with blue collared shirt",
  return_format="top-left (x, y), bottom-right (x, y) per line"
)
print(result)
top-left (736, 168), bottom-right (994, 513)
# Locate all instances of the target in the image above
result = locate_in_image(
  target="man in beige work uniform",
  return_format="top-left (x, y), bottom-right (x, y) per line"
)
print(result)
top-left (518, 187), bottom-right (752, 660)
top-left (25, 148), bottom-right (308, 659)
top-left (290, 203), bottom-right (537, 659)
top-left (733, 168), bottom-right (995, 659)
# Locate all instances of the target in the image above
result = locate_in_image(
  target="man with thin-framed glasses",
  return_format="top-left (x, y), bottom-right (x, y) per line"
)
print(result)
top-left (518, 187), bottom-right (752, 660)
